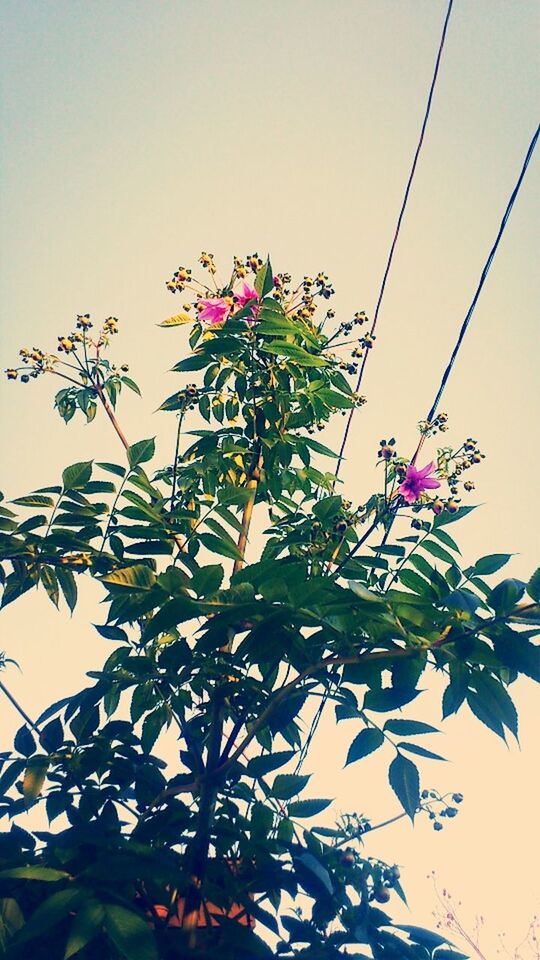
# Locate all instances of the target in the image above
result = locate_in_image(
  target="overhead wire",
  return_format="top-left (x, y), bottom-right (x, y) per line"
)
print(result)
top-left (295, 0), bottom-right (455, 774)
top-left (334, 0), bottom-right (454, 484)
top-left (412, 121), bottom-right (540, 465)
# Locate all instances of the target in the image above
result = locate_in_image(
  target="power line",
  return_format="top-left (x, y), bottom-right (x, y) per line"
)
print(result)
top-left (422, 122), bottom-right (539, 429)
top-left (334, 0), bottom-right (454, 482)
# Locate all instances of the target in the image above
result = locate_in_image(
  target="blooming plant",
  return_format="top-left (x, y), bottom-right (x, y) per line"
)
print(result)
top-left (0, 253), bottom-right (538, 960)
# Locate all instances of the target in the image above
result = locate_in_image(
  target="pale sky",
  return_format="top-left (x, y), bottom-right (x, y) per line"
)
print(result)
top-left (1, 1), bottom-right (539, 956)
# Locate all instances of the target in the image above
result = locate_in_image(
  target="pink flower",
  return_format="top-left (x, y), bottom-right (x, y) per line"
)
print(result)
top-left (235, 282), bottom-right (260, 321)
top-left (198, 297), bottom-right (231, 325)
top-left (398, 461), bottom-right (441, 504)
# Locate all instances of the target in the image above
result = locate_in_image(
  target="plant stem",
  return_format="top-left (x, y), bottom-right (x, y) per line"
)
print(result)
top-left (94, 383), bottom-right (130, 451)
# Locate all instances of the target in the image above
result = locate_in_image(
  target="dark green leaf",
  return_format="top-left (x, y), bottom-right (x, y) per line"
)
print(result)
top-left (398, 742), bottom-right (446, 761)
top-left (104, 905), bottom-right (158, 960)
top-left (388, 754), bottom-right (420, 821)
top-left (473, 554), bottom-right (512, 576)
top-left (94, 623), bottom-right (129, 642)
top-left (287, 798), bottom-right (333, 818)
top-left (271, 773), bottom-right (311, 800)
top-left (345, 727), bottom-right (384, 766)
top-left (384, 720), bottom-right (439, 736)
top-left (245, 751), bottom-right (295, 778)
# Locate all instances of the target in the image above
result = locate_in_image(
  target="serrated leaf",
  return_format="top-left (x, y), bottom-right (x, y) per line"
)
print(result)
top-left (56, 567), bottom-right (78, 613)
top-left (12, 494), bottom-right (55, 508)
top-left (398, 742), bottom-right (446, 761)
top-left (271, 773), bottom-right (311, 800)
top-left (254, 258), bottom-right (274, 298)
top-left (421, 539), bottom-right (454, 565)
top-left (388, 754), bottom-right (420, 821)
top-left (473, 554), bottom-right (512, 576)
top-left (528, 568), bottom-right (540, 602)
top-left (384, 719), bottom-right (439, 736)
top-left (96, 462), bottom-right (126, 478)
top-left (245, 750), bottom-right (295, 778)
top-left (101, 563), bottom-right (156, 591)
top-left (127, 438), bottom-right (155, 468)
top-left (261, 342), bottom-right (329, 367)
top-left (198, 532), bottom-right (243, 560)
top-left (62, 461), bottom-right (93, 491)
top-left (287, 798), bottom-right (333, 818)
top-left (14, 725), bottom-right (35, 757)
top-left (345, 727), bottom-right (384, 765)
top-left (94, 623), bottom-right (129, 642)
top-left (40, 718), bottom-right (64, 752)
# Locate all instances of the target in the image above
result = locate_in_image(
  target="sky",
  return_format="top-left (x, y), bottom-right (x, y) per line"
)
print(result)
top-left (0, 1), bottom-right (539, 955)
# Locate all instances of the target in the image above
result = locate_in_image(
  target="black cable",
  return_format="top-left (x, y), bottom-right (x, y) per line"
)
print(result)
top-left (335, 0), bottom-right (454, 481)
top-left (424, 123), bottom-right (539, 425)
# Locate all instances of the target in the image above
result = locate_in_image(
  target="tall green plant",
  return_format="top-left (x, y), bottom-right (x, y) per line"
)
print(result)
top-left (1, 254), bottom-right (539, 959)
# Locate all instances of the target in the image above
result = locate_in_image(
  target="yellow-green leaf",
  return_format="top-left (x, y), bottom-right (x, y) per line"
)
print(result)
top-left (23, 757), bottom-right (50, 804)
top-left (158, 313), bottom-right (194, 327)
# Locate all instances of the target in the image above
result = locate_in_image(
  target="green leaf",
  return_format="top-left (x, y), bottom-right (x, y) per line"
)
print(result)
top-left (398, 742), bottom-right (446, 761)
top-left (96, 461), bottom-right (126, 478)
top-left (315, 387), bottom-right (354, 410)
top-left (384, 719), bottom-right (439, 736)
top-left (127, 438), bottom-right (155, 468)
top-left (40, 718), bottom-right (64, 752)
top-left (0, 898), bottom-right (24, 946)
top-left (364, 687), bottom-right (421, 712)
top-left (199, 532), bottom-right (243, 561)
top-left (104, 904), bottom-right (158, 960)
top-left (489, 578), bottom-right (526, 615)
top-left (245, 751), bottom-right (295, 778)
top-left (62, 461), bottom-right (93, 491)
top-left (294, 852), bottom-right (333, 897)
top-left (159, 312), bottom-right (194, 327)
top-left (469, 672), bottom-right (518, 740)
top-left (287, 798), bottom-right (333, 818)
top-left (388, 754), bottom-right (420, 821)
top-left (40, 566), bottom-right (59, 608)
top-left (271, 773), bottom-right (311, 800)
top-left (434, 504), bottom-right (477, 526)
top-left (121, 376), bottom-right (141, 396)
top-left (0, 867), bottom-right (70, 882)
top-left (12, 494), bottom-right (55, 508)
top-left (143, 596), bottom-right (199, 641)
top-left (56, 567), bottom-right (78, 613)
top-left (14, 725), bottom-right (35, 757)
top-left (399, 569), bottom-right (436, 598)
top-left (528, 568), bottom-right (540, 601)
top-left (430, 527), bottom-right (461, 553)
top-left (94, 623), bottom-right (129, 642)
top-left (9, 889), bottom-right (84, 948)
top-left (261, 342), bottom-right (329, 367)
top-left (124, 540), bottom-right (173, 555)
top-left (64, 900), bottom-right (105, 958)
top-left (473, 554), bottom-right (512, 576)
top-left (421, 540), bottom-right (455, 565)
top-left (101, 564), bottom-right (156, 591)
top-left (254, 258), bottom-right (274, 298)
top-left (345, 727), bottom-right (384, 765)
